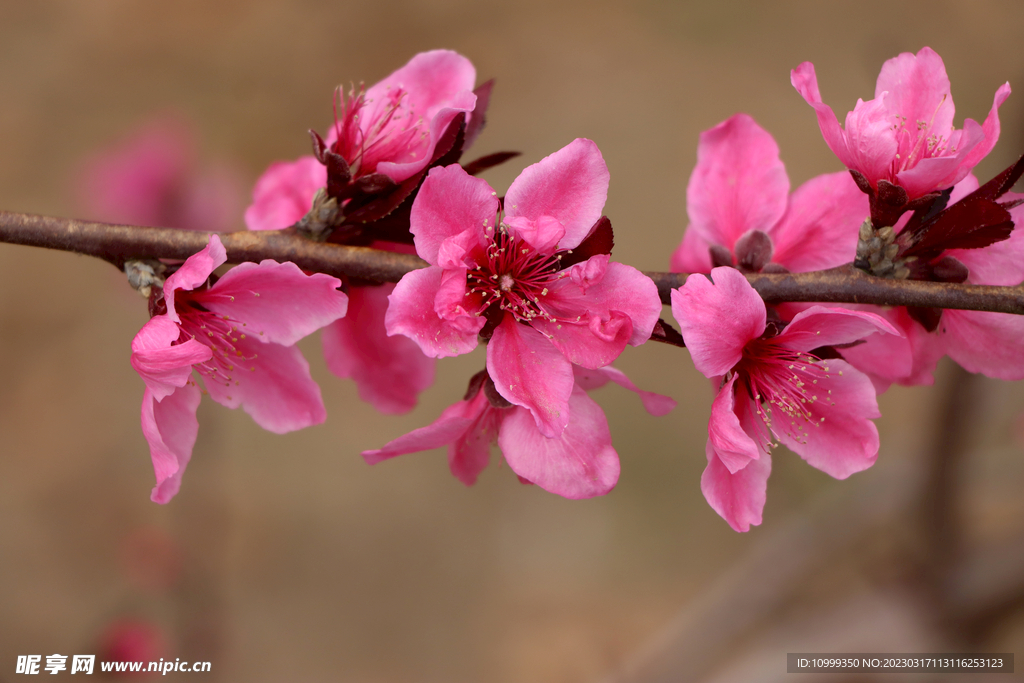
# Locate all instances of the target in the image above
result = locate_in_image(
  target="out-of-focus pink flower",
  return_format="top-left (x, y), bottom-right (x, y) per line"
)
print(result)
top-left (671, 114), bottom-right (868, 274)
top-left (792, 47), bottom-right (1010, 203)
top-left (76, 116), bottom-right (244, 231)
top-left (363, 366), bottom-right (675, 499)
top-left (841, 180), bottom-right (1024, 388)
top-left (99, 619), bottom-right (166, 674)
top-left (671, 267), bottom-right (898, 532)
top-left (386, 139), bottom-right (662, 437)
top-left (130, 235), bottom-right (348, 503)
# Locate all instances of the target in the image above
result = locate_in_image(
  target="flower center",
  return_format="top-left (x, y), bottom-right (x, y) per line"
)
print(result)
top-left (174, 296), bottom-right (257, 393)
top-left (737, 339), bottom-right (839, 447)
top-left (466, 225), bottom-right (564, 324)
top-left (331, 85), bottom-right (428, 177)
top-left (890, 95), bottom-right (954, 176)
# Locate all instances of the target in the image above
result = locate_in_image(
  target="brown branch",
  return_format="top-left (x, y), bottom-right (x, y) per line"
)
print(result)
top-left (4, 210), bottom-right (1024, 314)
top-left (0, 211), bottom-right (426, 283)
top-left (647, 268), bottom-right (1024, 315)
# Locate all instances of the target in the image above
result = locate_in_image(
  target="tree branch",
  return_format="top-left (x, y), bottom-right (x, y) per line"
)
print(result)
top-left (4, 210), bottom-right (1024, 314)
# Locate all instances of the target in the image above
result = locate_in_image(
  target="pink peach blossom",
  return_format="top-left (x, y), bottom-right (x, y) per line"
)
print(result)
top-left (386, 139), bottom-right (662, 437)
top-left (323, 50), bottom-right (477, 184)
top-left (76, 115), bottom-right (243, 231)
top-left (130, 235), bottom-right (348, 503)
top-left (671, 267), bottom-right (898, 531)
top-left (363, 366), bottom-right (675, 499)
top-left (792, 47), bottom-right (1010, 200)
top-left (671, 114), bottom-right (868, 274)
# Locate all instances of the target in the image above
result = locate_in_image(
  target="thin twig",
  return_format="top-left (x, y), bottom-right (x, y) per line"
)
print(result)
top-left (5, 210), bottom-right (1024, 314)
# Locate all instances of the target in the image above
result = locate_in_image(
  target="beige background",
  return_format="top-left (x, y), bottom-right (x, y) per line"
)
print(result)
top-left (2, 1), bottom-right (1024, 681)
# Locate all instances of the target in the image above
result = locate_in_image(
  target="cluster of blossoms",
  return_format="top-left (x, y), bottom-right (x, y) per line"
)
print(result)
top-left (115, 47), bottom-right (1023, 531)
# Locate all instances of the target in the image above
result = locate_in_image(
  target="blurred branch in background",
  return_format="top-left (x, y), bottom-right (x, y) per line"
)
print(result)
top-left (604, 364), bottom-right (1024, 683)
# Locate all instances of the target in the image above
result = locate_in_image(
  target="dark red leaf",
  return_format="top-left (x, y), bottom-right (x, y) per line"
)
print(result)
top-left (464, 79), bottom-right (493, 151)
top-left (649, 318), bottom-right (686, 348)
top-left (464, 369), bottom-right (488, 401)
top-left (907, 306), bottom-right (943, 332)
top-left (429, 112), bottom-right (467, 168)
top-left (462, 151), bottom-right (522, 176)
top-left (558, 216), bottom-right (614, 269)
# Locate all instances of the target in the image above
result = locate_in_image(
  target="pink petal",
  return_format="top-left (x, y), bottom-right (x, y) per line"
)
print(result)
top-left (671, 267), bottom-right (765, 378)
top-left (791, 62), bottom-right (855, 171)
top-left (841, 96), bottom-right (899, 186)
top-left (244, 157), bottom-right (326, 231)
top-left (202, 337), bottom-right (326, 433)
top-left (498, 386), bottom-right (619, 499)
top-left (131, 316), bottom-right (212, 399)
top-left (770, 171), bottom-right (868, 272)
top-left (141, 383), bottom-right (202, 504)
top-left (839, 306), bottom-right (939, 390)
top-left (774, 359), bottom-right (880, 479)
top-left (362, 393), bottom-right (482, 464)
top-left (960, 82), bottom-right (1012, 171)
top-left (362, 390), bottom-right (498, 486)
top-left (367, 50), bottom-right (478, 183)
top-left (572, 365), bottom-right (677, 416)
top-left (708, 375), bottom-right (761, 474)
top-left (941, 309), bottom-right (1024, 380)
top-left (410, 164), bottom-right (496, 266)
top-left (875, 47), bottom-right (954, 136)
top-left (200, 260), bottom-right (347, 347)
top-left (322, 283), bottom-right (435, 415)
top-left (162, 235), bottom-right (227, 323)
top-left (385, 266), bottom-right (483, 358)
top-left (532, 312), bottom-right (631, 369)
top-left (700, 442), bottom-right (771, 533)
top-left (896, 119), bottom-right (983, 197)
top-left (503, 215), bottom-right (565, 253)
top-left (447, 392), bottom-right (503, 486)
top-left (685, 114), bottom-right (789, 250)
top-left (487, 316), bottom-right (574, 438)
top-left (539, 259), bottom-right (661, 348)
top-left (504, 138), bottom-right (609, 251)
top-left (670, 226), bottom-right (714, 274)
top-left (778, 305), bottom-right (900, 352)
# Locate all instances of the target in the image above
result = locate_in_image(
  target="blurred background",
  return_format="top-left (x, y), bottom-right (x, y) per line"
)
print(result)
top-left (2, 1), bottom-right (1024, 680)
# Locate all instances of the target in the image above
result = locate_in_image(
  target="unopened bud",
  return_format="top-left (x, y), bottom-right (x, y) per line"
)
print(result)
top-left (734, 229), bottom-right (774, 272)
top-left (124, 259), bottom-right (166, 298)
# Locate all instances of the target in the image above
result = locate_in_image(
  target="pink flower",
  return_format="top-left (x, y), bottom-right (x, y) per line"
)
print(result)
top-left (671, 114), bottom-right (868, 274)
top-left (792, 47), bottom-right (1010, 205)
top-left (244, 156), bottom-right (326, 232)
top-left (130, 235), bottom-right (349, 503)
top-left (76, 115), bottom-right (243, 231)
top-left (242, 51), bottom-right (486, 413)
top-left (386, 139), bottom-right (662, 437)
top-left (363, 366), bottom-right (675, 499)
top-left (671, 267), bottom-right (899, 532)
top-left (840, 179), bottom-right (1024, 388)
top-left (323, 50), bottom-right (477, 184)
